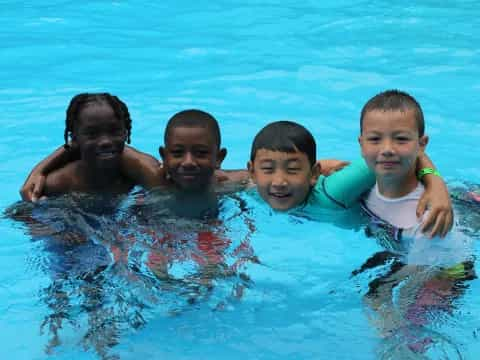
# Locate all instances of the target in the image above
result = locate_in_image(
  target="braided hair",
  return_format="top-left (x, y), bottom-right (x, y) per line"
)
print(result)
top-left (64, 93), bottom-right (132, 148)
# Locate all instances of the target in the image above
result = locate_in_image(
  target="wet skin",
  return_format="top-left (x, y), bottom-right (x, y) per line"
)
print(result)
top-left (73, 102), bottom-right (127, 172)
top-left (359, 109), bottom-right (428, 198)
top-left (160, 126), bottom-right (226, 192)
top-left (248, 149), bottom-right (320, 211)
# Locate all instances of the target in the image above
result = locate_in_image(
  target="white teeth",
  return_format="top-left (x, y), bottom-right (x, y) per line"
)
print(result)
top-left (271, 193), bottom-right (290, 198)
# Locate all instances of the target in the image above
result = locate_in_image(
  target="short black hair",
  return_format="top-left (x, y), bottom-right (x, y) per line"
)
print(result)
top-left (360, 89), bottom-right (425, 136)
top-left (64, 93), bottom-right (132, 147)
top-left (164, 109), bottom-right (221, 149)
top-left (250, 121), bottom-right (316, 166)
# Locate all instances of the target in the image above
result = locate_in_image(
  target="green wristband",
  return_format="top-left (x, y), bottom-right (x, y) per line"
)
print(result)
top-left (417, 167), bottom-right (441, 180)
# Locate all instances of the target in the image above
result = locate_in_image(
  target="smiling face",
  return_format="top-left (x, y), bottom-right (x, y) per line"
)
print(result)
top-left (73, 102), bottom-right (126, 169)
top-left (160, 126), bottom-right (226, 192)
top-left (248, 149), bottom-right (319, 211)
top-left (359, 109), bottom-right (428, 184)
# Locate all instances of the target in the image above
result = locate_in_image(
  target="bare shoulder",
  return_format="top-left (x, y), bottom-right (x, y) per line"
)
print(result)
top-left (44, 162), bottom-right (82, 195)
top-left (125, 146), bottom-right (160, 166)
top-left (122, 146), bottom-right (167, 188)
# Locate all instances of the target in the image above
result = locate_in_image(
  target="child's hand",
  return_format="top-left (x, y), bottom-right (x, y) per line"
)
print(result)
top-left (20, 173), bottom-right (46, 202)
top-left (317, 159), bottom-right (350, 176)
top-left (417, 182), bottom-right (453, 238)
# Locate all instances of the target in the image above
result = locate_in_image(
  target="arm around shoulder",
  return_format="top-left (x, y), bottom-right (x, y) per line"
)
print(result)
top-left (121, 146), bottom-right (166, 189)
top-left (318, 159), bottom-right (375, 208)
top-left (20, 145), bottom-right (80, 201)
top-left (416, 153), bottom-right (453, 237)
top-left (43, 166), bottom-right (76, 197)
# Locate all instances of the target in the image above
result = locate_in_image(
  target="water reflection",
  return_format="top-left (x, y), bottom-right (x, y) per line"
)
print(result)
top-left (352, 182), bottom-right (479, 359)
top-left (4, 189), bottom-right (258, 359)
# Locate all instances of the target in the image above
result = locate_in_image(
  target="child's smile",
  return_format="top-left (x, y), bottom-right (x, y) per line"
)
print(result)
top-left (160, 126), bottom-right (226, 192)
top-left (249, 149), bottom-right (318, 211)
top-left (73, 103), bottom-right (126, 169)
top-left (359, 109), bottom-right (428, 196)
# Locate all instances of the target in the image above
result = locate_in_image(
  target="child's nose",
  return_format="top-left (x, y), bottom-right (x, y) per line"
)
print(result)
top-left (98, 135), bottom-right (114, 147)
top-left (181, 152), bottom-right (197, 167)
top-left (380, 139), bottom-right (395, 156)
top-left (271, 172), bottom-right (288, 187)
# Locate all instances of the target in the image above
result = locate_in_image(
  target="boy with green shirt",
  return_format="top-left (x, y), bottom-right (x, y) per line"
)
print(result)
top-left (247, 120), bottom-right (452, 236)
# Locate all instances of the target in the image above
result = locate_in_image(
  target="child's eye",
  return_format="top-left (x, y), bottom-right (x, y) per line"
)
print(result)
top-left (367, 137), bottom-right (380, 142)
top-left (287, 168), bottom-right (301, 174)
top-left (194, 150), bottom-right (210, 158)
top-left (170, 150), bottom-right (184, 157)
top-left (395, 136), bottom-right (410, 142)
top-left (260, 167), bottom-right (274, 173)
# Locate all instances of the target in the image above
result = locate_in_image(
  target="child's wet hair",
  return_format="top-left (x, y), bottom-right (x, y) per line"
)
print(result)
top-left (360, 89), bottom-right (425, 136)
top-left (64, 93), bottom-right (132, 148)
top-left (164, 109), bottom-right (221, 149)
top-left (250, 121), bottom-right (316, 166)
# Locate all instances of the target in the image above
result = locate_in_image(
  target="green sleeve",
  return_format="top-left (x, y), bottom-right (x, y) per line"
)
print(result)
top-left (309, 159), bottom-right (375, 209)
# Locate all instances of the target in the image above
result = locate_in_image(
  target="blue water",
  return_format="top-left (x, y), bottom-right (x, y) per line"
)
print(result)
top-left (1, 1), bottom-right (480, 359)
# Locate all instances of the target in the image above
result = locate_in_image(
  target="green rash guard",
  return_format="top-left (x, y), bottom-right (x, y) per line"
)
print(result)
top-left (306, 159), bottom-right (375, 209)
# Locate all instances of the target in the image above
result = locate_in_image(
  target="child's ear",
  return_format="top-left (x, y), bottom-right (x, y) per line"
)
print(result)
top-left (358, 135), bottom-right (364, 149)
top-left (159, 146), bottom-right (165, 161)
top-left (310, 162), bottom-right (321, 186)
top-left (247, 161), bottom-right (256, 183)
top-left (215, 148), bottom-right (227, 169)
top-left (419, 135), bottom-right (429, 152)
top-left (358, 135), bottom-right (367, 158)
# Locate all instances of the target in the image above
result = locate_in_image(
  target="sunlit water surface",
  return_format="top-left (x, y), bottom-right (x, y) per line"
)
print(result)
top-left (1, 1), bottom-right (479, 359)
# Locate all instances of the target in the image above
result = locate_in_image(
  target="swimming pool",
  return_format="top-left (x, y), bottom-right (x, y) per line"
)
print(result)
top-left (1, 1), bottom-right (479, 359)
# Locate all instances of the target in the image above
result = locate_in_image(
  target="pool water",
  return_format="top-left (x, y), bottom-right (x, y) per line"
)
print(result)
top-left (1, 1), bottom-right (479, 359)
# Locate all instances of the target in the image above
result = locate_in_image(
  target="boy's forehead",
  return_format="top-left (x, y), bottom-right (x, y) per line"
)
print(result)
top-left (167, 125), bottom-right (216, 145)
top-left (255, 148), bottom-right (308, 162)
top-left (362, 109), bottom-right (417, 131)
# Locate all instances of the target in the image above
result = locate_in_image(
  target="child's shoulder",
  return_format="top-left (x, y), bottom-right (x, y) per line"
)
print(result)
top-left (121, 146), bottom-right (167, 189)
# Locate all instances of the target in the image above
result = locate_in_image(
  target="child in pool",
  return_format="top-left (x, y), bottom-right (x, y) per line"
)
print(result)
top-left (129, 109), bottom-right (231, 218)
top-left (20, 109), bottom-right (250, 201)
top-left (358, 89), bottom-right (470, 259)
top-left (355, 89), bottom-right (474, 350)
top-left (104, 110), bottom-right (258, 284)
top-left (247, 120), bottom-right (453, 236)
top-left (21, 108), bottom-right (341, 201)
top-left (28, 92), bottom-right (159, 197)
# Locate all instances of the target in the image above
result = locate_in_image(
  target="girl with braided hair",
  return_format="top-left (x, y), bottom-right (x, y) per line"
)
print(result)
top-left (26, 92), bottom-right (160, 197)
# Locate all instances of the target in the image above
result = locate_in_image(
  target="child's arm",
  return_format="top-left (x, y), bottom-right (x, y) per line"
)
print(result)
top-left (120, 146), bottom-right (167, 189)
top-left (318, 159), bottom-right (376, 208)
top-left (214, 169), bottom-right (250, 185)
top-left (416, 153), bottom-right (453, 238)
top-left (21, 145), bottom-right (165, 200)
top-left (20, 145), bottom-right (79, 202)
top-left (42, 164), bottom-right (77, 196)
top-left (317, 156), bottom-right (452, 237)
